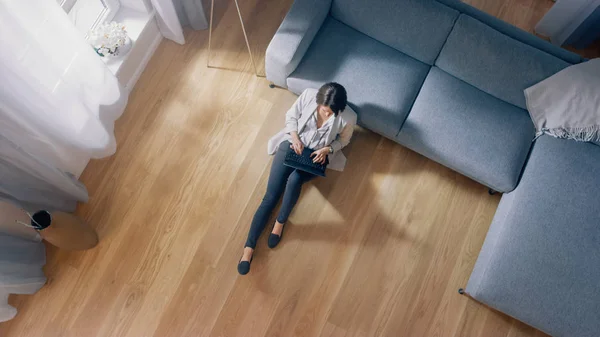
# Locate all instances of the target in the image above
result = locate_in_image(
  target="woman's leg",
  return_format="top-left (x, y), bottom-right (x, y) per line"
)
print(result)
top-left (275, 169), bottom-right (316, 226)
top-left (244, 142), bottom-right (294, 249)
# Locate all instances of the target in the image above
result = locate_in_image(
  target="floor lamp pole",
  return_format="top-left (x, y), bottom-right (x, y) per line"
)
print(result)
top-left (207, 0), bottom-right (260, 77)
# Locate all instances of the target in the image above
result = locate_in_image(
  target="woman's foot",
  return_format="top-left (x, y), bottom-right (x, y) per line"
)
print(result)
top-left (237, 247), bottom-right (254, 275)
top-left (268, 221), bottom-right (285, 248)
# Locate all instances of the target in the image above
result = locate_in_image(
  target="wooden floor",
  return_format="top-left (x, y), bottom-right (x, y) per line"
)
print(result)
top-left (2, 1), bottom-right (597, 336)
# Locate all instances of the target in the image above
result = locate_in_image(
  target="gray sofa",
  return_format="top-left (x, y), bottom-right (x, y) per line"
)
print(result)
top-left (266, 0), bottom-right (600, 336)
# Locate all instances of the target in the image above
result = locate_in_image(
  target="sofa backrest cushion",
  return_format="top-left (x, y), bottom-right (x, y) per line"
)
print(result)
top-left (331, 0), bottom-right (459, 65)
top-left (435, 14), bottom-right (570, 109)
top-left (435, 0), bottom-right (584, 64)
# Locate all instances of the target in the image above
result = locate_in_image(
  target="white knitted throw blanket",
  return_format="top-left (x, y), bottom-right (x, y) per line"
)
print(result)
top-left (524, 58), bottom-right (600, 143)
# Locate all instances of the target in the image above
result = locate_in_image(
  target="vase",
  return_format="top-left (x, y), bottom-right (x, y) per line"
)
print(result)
top-left (111, 36), bottom-right (132, 58)
top-left (31, 210), bottom-right (99, 251)
top-left (96, 36), bottom-right (132, 59)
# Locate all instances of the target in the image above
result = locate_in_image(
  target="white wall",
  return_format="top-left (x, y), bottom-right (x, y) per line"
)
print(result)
top-left (120, 0), bottom-right (153, 13)
top-left (536, 0), bottom-right (600, 45)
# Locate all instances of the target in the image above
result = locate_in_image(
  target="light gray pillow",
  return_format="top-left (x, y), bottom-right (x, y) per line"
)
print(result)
top-left (524, 58), bottom-right (600, 144)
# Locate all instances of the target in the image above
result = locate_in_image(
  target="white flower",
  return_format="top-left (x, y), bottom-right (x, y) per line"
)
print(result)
top-left (88, 22), bottom-right (128, 55)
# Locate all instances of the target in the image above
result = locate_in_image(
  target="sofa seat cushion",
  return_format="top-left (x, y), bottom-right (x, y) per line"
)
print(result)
top-left (436, 14), bottom-right (570, 109)
top-left (287, 17), bottom-right (430, 140)
top-left (396, 67), bottom-right (534, 192)
top-left (330, 0), bottom-right (458, 65)
top-left (466, 136), bottom-right (600, 337)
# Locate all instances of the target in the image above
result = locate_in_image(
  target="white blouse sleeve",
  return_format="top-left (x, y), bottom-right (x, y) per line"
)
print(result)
top-left (330, 109), bottom-right (357, 152)
top-left (284, 89), bottom-right (310, 134)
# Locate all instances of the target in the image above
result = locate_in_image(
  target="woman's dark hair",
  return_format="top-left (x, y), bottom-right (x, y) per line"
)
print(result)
top-left (316, 82), bottom-right (347, 116)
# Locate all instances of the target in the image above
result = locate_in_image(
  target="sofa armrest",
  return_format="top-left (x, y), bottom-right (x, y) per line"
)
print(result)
top-left (265, 0), bottom-right (332, 87)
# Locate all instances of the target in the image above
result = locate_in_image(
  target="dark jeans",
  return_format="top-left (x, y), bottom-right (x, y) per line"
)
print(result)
top-left (245, 141), bottom-right (316, 248)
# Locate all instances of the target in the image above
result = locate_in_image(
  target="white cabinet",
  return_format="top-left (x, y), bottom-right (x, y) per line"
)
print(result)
top-left (102, 7), bottom-right (162, 91)
top-left (59, 0), bottom-right (163, 91)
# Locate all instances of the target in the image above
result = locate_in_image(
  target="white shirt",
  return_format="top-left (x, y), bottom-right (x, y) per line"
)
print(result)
top-left (298, 110), bottom-right (335, 150)
top-left (267, 88), bottom-right (357, 171)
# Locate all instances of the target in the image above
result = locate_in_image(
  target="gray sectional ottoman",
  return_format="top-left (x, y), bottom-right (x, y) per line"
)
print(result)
top-left (467, 136), bottom-right (600, 337)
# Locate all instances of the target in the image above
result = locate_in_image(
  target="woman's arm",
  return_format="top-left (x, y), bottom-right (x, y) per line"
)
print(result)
top-left (286, 89), bottom-right (311, 154)
top-left (284, 90), bottom-right (309, 134)
top-left (329, 112), bottom-right (357, 153)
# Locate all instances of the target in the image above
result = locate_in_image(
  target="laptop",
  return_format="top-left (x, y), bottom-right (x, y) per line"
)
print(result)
top-left (283, 147), bottom-right (328, 177)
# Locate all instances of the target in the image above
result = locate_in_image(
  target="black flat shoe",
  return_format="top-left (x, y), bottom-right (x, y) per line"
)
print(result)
top-left (237, 255), bottom-right (253, 275)
top-left (268, 223), bottom-right (285, 249)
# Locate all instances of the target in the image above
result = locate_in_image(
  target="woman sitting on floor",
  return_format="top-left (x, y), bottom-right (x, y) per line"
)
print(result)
top-left (238, 82), bottom-right (357, 275)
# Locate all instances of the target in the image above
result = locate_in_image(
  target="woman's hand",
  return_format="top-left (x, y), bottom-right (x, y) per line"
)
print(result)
top-left (311, 147), bottom-right (329, 164)
top-left (290, 132), bottom-right (304, 155)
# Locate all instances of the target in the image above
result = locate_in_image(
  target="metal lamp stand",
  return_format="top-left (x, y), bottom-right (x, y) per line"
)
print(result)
top-left (207, 0), bottom-right (260, 77)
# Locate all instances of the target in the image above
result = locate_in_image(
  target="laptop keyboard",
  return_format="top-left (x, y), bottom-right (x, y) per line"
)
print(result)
top-left (289, 151), bottom-right (323, 167)
top-left (285, 148), bottom-right (328, 176)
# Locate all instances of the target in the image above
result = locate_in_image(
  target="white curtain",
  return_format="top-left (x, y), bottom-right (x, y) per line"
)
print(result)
top-left (151, 0), bottom-right (210, 45)
top-left (0, 0), bottom-right (128, 178)
top-left (151, 0), bottom-right (186, 44)
top-left (0, 202), bottom-right (45, 323)
top-left (0, 0), bottom-right (128, 322)
top-left (175, 0), bottom-right (209, 30)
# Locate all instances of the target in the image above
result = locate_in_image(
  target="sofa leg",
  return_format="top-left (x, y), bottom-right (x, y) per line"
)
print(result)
top-left (269, 83), bottom-right (275, 88)
top-left (488, 188), bottom-right (498, 195)
top-left (458, 288), bottom-right (465, 295)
